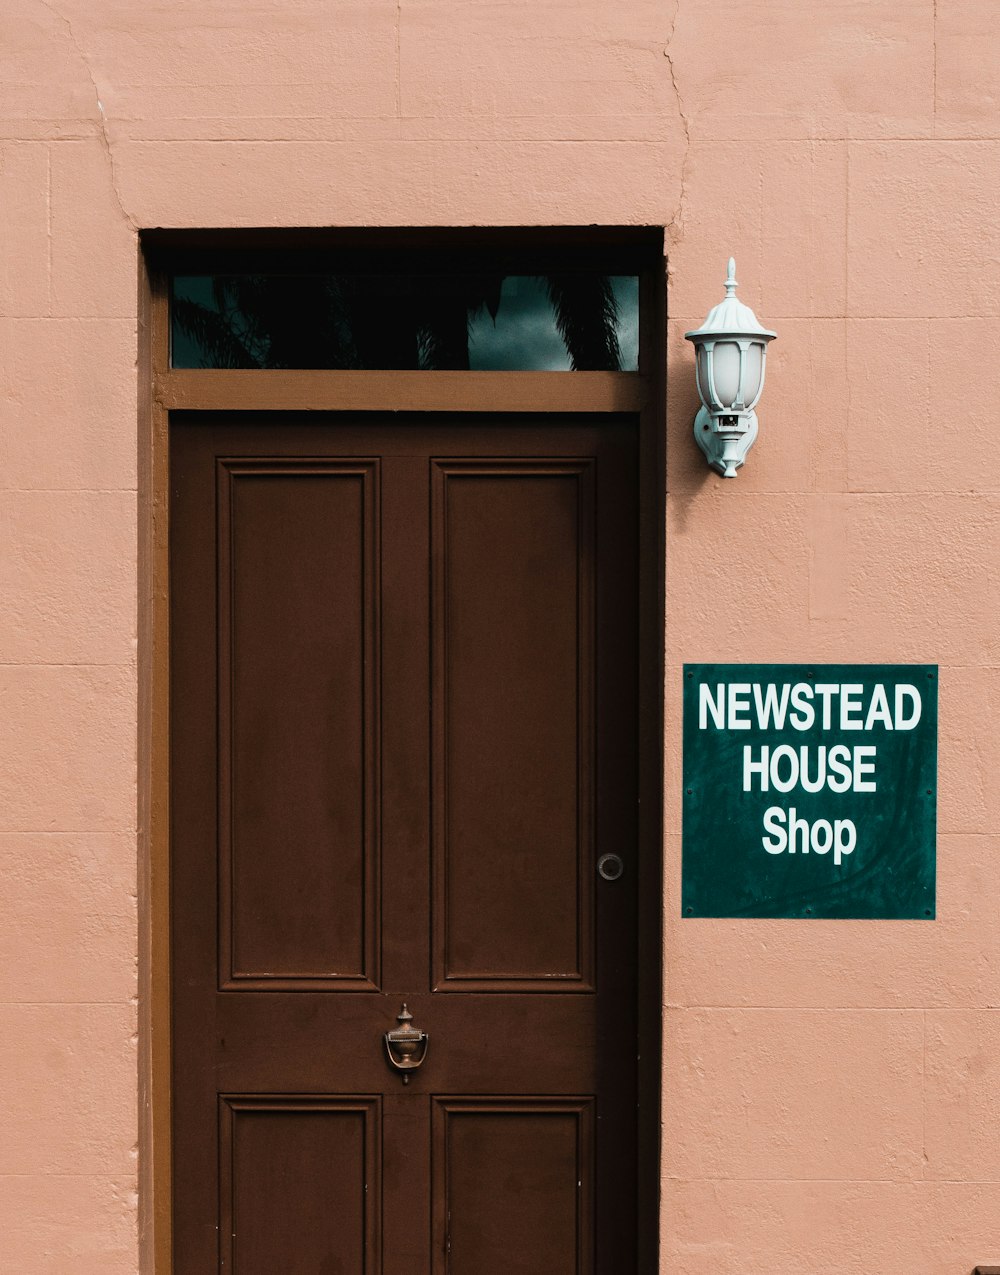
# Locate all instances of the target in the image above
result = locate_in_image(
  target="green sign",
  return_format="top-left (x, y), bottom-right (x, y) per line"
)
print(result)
top-left (682, 664), bottom-right (937, 919)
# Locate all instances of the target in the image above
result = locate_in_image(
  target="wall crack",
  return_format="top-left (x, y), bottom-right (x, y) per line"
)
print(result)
top-left (36, 0), bottom-right (137, 231)
top-left (664, 0), bottom-right (691, 246)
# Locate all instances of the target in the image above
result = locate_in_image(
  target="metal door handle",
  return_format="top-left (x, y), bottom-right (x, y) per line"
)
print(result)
top-left (384, 1004), bottom-right (429, 1084)
top-left (597, 853), bottom-right (625, 881)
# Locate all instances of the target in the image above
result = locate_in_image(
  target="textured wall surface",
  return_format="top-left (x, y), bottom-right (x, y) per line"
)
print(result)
top-left (0, 1), bottom-right (997, 1271)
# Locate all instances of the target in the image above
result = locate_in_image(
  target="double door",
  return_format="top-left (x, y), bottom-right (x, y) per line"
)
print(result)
top-left (170, 413), bottom-right (640, 1272)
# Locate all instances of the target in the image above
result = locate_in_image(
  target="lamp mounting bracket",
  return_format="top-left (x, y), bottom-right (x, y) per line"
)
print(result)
top-left (693, 405), bottom-right (759, 478)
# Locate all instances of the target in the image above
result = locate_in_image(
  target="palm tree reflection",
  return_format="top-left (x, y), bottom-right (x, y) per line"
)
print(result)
top-left (172, 273), bottom-right (633, 371)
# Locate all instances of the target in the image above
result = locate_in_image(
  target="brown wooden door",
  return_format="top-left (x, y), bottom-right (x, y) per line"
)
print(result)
top-left (170, 412), bottom-right (640, 1274)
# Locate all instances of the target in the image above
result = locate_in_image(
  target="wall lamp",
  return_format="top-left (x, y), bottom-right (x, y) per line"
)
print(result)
top-left (685, 258), bottom-right (777, 478)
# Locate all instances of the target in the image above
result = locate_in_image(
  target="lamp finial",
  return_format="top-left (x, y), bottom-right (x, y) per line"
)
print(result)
top-left (725, 257), bottom-right (738, 297)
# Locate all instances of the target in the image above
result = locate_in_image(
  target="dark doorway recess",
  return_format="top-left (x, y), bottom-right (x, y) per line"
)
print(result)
top-left (156, 228), bottom-right (664, 1274)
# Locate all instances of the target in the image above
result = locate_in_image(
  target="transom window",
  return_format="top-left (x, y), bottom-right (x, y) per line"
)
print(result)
top-left (171, 271), bottom-right (638, 372)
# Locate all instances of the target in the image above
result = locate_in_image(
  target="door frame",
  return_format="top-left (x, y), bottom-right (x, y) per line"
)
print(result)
top-left (138, 227), bottom-right (665, 1273)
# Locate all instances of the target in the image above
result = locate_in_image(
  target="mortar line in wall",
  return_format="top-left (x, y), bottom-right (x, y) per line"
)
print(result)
top-left (394, 0), bottom-right (401, 121)
top-left (659, 488), bottom-right (1000, 496)
top-left (0, 488), bottom-right (138, 494)
top-left (933, 0), bottom-right (939, 136)
top-left (0, 1002), bottom-right (138, 1007)
top-left (668, 316), bottom-right (1000, 321)
top-left (0, 1173), bottom-right (141, 1180)
top-left (663, 1007), bottom-right (926, 1012)
top-left (807, 488), bottom-right (997, 494)
top-left (85, 137), bottom-right (681, 146)
top-left (0, 131), bottom-right (715, 146)
top-left (810, 136), bottom-right (1000, 143)
top-left (805, 315), bottom-right (1000, 321)
top-left (843, 139), bottom-right (852, 486)
top-left (45, 147), bottom-right (52, 315)
top-left (0, 314), bottom-right (138, 321)
top-left (64, 135), bottom-right (1000, 143)
top-left (924, 320), bottom-right (933, 469)
top-left (0, 830), bottom-right (138, 836)
top-left (809, 138), bottom-right (815, 315)
top-left (0, 663), bottom-right (136, 673)
top-left (664, 1006), bottom-right (1000, 1013)
top-left (679, 136), bottom-right (995, 143)
top-left (757, 153), bottom-right (764, 307)
top-left (921, 1009), bottom-right (928, 1179)
top-left (659, 1176), bottom-right (1000, 1185)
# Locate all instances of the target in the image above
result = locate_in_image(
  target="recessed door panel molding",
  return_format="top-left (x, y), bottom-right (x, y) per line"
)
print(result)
top-left (219, 1094), bottom-right (381, 1274)
top-left (432, 1096), bottom-right (595, 1275)
top-left (431, 460), bottom-right (596, 992)
top-left (217, 458), bottom-right (381, 990)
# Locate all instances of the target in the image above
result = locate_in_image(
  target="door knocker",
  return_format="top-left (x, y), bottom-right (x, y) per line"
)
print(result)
top-left (383, 1004), bottom-right (429, 1084)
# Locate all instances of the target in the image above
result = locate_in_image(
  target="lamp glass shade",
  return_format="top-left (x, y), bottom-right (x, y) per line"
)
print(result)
top-left (696, 340), bottom-right (764, 411)
top-left (741, 341), bottom-right (764, 407)
top-left (713, 342), bottom-right (742, 407)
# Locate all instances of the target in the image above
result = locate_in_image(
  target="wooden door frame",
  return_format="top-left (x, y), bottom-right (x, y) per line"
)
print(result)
top-left (138, 227), bottom-right (665, 1273)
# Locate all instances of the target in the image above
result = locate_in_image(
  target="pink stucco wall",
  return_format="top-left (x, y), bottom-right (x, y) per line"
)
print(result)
top-left (1, 1), bottom-right (997, 1271)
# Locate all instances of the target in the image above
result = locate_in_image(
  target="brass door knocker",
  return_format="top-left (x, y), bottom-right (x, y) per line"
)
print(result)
top-left (383, 1004), bottom-right (429, 1084)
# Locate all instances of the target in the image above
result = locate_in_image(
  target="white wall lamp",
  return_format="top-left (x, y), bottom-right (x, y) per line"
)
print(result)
top-left (685, 258), bottom-right (777, 478)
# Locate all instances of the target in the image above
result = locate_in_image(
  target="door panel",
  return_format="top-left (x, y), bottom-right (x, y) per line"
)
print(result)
top-left (219, 460), bottom-right (380, 989)
top-left (219, 1095), bottom-right (380, 1275)
top-left (171, 414), bottom-right (638, 1273)
top-left (433, 1098), bottom-right (594, 1275)
top-left (431, 461), bottom-right (594, 989)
